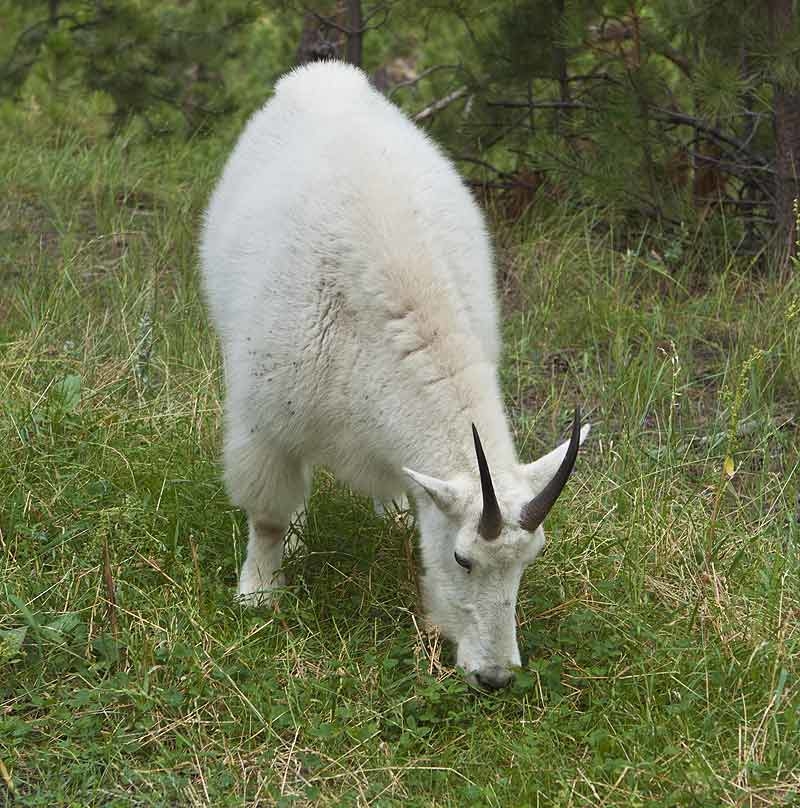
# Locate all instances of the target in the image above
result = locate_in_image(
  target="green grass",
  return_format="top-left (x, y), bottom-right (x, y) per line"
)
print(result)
top-left (1, 110), bottom-right (799, 807)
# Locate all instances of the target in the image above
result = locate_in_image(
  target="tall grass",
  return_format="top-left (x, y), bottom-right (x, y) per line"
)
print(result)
top-left (1, 111), bottom-right (798, 806)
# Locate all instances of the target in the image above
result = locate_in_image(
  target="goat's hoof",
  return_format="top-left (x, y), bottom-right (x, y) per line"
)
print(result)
top-left (236, 571), bottom-right (285, 607)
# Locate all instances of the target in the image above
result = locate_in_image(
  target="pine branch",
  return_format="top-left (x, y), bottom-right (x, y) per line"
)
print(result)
top-left (300, 1), bottom-right (395, 36)
top-left (653, 107), bottom-right (769, 165)
top-left (486, 99), bottom-right (594, 111)
top-left (413, 87), bottom-right (467, 122)
top-left (516, 146), bottom-right (681, 227)
top-left (387, 64), bottom-right (463, 99)
top-left (0, 13), bottom-right (91, 92)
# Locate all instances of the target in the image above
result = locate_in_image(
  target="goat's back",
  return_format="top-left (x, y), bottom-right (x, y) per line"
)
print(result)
top-left (200, 62), bottom-right (502, 495)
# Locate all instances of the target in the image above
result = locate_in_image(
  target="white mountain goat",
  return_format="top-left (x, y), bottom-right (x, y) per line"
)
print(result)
top-left (200, 61), bottom-right (588, 690)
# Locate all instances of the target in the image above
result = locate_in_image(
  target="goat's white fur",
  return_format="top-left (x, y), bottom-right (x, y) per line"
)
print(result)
top-left (200, 61), bottom-right (588, 687)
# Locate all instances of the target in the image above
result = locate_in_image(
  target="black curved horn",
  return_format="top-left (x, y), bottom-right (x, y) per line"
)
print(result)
top-left (472, 424), bottom-right (502, 540)
top-left (519, 408), bottom-right (582, 533)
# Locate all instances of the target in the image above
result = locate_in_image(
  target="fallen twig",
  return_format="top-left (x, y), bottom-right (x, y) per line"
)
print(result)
top-left (102, 536), bottom-right (119, 641)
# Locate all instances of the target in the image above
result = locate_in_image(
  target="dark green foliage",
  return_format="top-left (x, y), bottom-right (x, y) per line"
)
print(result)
top-left (427, 0), bottom-right (799, 257)
top-left (0, 0), bottom-right (258, 133)
top-left (2, 0), bottom-right (798, 253)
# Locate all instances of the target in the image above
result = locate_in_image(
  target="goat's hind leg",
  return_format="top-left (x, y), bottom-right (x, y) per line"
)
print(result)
top-left (225, 438), bottom-right (309, 606)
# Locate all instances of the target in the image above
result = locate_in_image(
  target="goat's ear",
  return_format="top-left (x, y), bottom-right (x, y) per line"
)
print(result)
top-left (522, 424), bottom-right (590, 491)
top-left (403, 468), bottom-right (461, 513)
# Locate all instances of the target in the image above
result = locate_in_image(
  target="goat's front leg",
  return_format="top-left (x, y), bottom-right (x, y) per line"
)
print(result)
top-left (237, 517), bottom-right (289, 606)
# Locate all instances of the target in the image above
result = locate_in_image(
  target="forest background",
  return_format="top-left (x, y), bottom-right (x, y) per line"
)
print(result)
top-left (1, 2), bottom-right (799, 806)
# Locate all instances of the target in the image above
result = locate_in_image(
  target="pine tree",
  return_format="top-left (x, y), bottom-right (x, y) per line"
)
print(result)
top-left (1, 0), bottom-right (258, 134)
top-left (440, 0), bottom-right (799, 263)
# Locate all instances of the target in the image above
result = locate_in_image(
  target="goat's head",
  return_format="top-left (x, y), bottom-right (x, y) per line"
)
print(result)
top-left (404, 409), bottom-right (588, 691)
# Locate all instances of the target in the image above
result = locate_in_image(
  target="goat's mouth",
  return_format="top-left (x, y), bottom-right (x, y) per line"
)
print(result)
top-left (465, 665), bottom-right (515, 692)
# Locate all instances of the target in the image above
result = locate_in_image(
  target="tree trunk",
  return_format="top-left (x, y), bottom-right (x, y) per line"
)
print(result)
top-left (553, 0), bottom-right (570, 135)
top-left (295, 11), bottom-right (340, 65)
top-left (768, 0), bottom-right (799, 268)
top-left (345, 0), bottom-right (363, 68)
top-left (739, 44), bottom-right (759, 252)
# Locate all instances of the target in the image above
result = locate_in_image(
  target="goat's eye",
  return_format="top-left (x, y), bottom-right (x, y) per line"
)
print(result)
top-left (454, 551), bottom-right (472, 573)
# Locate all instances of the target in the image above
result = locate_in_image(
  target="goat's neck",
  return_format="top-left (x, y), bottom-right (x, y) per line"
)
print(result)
top-left (408, 362), bottom-right (517, 481)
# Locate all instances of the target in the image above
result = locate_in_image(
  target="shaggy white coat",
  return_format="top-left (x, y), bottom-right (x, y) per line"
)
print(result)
top-left (201, 61), bottom-right (587, 686)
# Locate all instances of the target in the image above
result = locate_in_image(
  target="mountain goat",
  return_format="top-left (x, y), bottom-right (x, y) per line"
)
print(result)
top-left (200, 61), bottom-right (588, 690)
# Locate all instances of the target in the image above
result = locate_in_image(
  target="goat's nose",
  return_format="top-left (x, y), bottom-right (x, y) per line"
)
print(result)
top-left (475, 665), bottom-right (514, 691)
